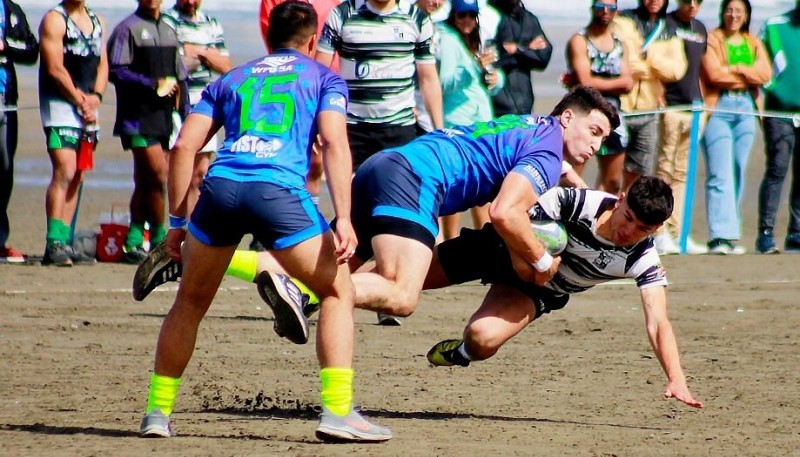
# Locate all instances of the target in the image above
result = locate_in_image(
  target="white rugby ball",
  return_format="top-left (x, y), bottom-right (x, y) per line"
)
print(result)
top-left (531, 219), bottom-right (568, 255)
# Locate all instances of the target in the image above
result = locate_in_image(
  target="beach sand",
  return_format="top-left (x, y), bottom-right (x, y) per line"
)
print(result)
top-left (2, 78), bottom-right (800, 455)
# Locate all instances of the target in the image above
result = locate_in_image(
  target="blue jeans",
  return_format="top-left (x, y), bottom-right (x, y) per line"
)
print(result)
top-left (758, 116), bottom-right (800, 235)
top-left (702, 93), bottom-right (757, 240)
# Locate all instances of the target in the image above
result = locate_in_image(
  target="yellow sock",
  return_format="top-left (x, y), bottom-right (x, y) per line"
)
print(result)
top-left (146, 373), bottom-right (181, 416)
top-left (291, 278), bottom-right (320, 305)
top-left (225, 250), bottom-right (259, 282)
top-left (320, 367), bottom-right (353, 416)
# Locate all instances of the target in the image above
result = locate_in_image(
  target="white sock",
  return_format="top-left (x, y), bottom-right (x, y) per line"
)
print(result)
top-left (457, 342), bottom-right (473, 361)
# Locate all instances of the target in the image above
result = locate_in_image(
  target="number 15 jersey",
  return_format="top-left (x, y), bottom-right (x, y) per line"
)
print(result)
top-left (193, 49), bottom-right (349, 190)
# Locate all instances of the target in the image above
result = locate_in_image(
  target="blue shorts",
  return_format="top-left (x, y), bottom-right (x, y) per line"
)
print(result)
top-left (189, 177), bottom-right (329, 250)
top-left (351, 152), bottom-right (441, 260)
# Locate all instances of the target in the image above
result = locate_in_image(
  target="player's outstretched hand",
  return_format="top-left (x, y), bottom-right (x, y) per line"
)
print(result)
top-left (664, 380), bottom-right (704, 408)
top-left (166, 228), bottom-right (187, 262)
top-left (333, 217), bottom-right (358, 265)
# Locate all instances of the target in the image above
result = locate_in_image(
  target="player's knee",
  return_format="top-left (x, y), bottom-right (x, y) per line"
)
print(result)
top-left (387, 290), bottom-right (419, 317)
top-left (464, 323), bottom-right (503, 360)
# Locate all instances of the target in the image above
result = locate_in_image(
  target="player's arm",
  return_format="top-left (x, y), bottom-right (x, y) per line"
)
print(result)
top-left (166, 113), bottom-right (218, 259)
top-left (416, 62), bottom-right (444, 130)
top-left (489, 172), bottom-right (560, 286)
top-left (317, 110), bottom-right (357, 263)
top-left (640, 285), bottom-right (704, 408)
top-left (199, 48), bottom-right (232, 75)
top-left (39, 12), bottom-right (85, 107)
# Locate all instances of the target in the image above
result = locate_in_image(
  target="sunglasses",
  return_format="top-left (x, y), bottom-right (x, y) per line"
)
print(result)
top-left (455, 10), bottom-right (479, 18)
top-left (591, 3), bottom-right (618, 12)
top-left (679, 0), bottom-right (703, 4)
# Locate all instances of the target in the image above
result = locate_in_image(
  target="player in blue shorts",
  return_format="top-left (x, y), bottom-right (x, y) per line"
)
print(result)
top-left (341, 86), bottom-right (618, 322)
top-left (137, 1), bottom-right (391, 443)
top-left (425, 176), bottom-right (704, 409)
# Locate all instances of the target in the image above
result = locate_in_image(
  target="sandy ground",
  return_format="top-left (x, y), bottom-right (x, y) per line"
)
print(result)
top-left (2, 89), bottom-right (800, 456)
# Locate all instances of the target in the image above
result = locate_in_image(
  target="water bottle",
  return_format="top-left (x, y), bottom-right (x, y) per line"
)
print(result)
top-left (77, 124), bottom-right (99, 171)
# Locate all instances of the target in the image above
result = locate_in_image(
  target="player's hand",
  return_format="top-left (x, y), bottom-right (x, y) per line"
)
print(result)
top-left (664, 380), bottom-right (704, 408)
top-left (532, 256), bottom-right (560, 286)
top-left (166, 228), bottom-right (187, 262)
top-left (502, 41), bottom-right (518, 55)
top-left (333, 217), bottom-right (358, 265)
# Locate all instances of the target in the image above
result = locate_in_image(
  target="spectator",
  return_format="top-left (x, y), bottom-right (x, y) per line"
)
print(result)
top-left (162, 0), bottom-right (231, 214)
top-left (0, 0), bottom-right (38, 262)
top-left (701, 0), bottom-right (771, 254)
top-left (756, 0), bottom-right (800, 254)
top-left (565, 0), bottom-right (633, 195)
top-left (437, 0), bottom-right (506, 239)
top-left (613, 0), bottom-right (687, 189)
top-left (107, 0), bottom-right (188, 264)
top-left (317, 0), bottom-right (444, 169)
top-left (653, 0), bottom-right (708, 255)
top-left (39, 0), bottom-right (108, 266)
top-left (489, 0), bottom-right (551, 116)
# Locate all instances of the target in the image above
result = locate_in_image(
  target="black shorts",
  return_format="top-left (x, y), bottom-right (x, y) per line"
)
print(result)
top-left (340, 215), bottom-right (436, 262)
top-left (348, 122), bottom-right (417, 169)
top-left (437, 224), bottom-right (570, 317)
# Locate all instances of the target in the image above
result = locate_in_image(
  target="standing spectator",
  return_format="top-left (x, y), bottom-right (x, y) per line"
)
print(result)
top-left (0, 0), bottom-right (38, 262)
top-left (39, 0), bottom-right (108, 266)
top-left (653, 0), bottom-right (708, 255)
top-left (756, 1), bottom-right (800, 254)
top-left (162, 0), bottom-right (231, 214)
top-left (613, 0), bottom-right (687, 189)
top-left (437, 0), bottom-right (505, 240)
top-left (489, 0), bottom-right (551, 116)
top-left (317, 0), bottom-right (444, 169)
top-left (701, 0), bottom-right (771, 254)
top-left (565, 0), bottom-right (632, 195)
top-left (107, 0), bottom-right (187, 263)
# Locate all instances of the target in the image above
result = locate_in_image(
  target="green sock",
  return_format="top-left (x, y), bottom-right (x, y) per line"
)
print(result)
top-left (60, 220), bottom-right (74, 244)
top-left (150, 224), bottom-right (167, 245)
top-left (291, 278), bottom-right (320, 305)
top-left (225, 250), bottom-right (259, 282)
top-left (46, 218), bottom-right (67, 247)
top-left (320, 367), bottom-right (353, 416)
top-left (126, 221), bottom-right (145, 249)
top-left (146, 373), bottom-right (181, 416)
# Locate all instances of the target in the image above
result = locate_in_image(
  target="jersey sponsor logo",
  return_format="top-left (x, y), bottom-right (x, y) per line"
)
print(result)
top-left (57, 128), bottom-right (80, 141)
top-left (230, 135), bottom-right (282, 158)
top-left (593, 251), bottom-right (613, 269)
top-left (355, 61), bottom-right (370, 79)
top-left (522, 164), bottom-right (547, 195)
top-left (253, 56), bottom-right (298, 74)
top-left (329, 95), bottom-right (346, 109)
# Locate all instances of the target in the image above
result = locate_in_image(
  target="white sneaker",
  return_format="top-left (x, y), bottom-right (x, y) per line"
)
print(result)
top-left (655, 232), bottom-right (679, 255)
top-left (684, 236), bottom-right (709, 255)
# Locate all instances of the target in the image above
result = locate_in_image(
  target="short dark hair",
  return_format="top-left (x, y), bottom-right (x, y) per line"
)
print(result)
top-left (626, 176), bottom-right (674, 226)
top-left (550, 85), bottom-right (621, 130)
top-left (267, 1), bottom-right (318, 51)
top-left (719, 0), bottom-right (751, 34)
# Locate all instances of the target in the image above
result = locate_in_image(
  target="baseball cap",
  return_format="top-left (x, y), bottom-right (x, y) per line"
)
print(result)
top-left (451, 0), bottom-right (479, 14)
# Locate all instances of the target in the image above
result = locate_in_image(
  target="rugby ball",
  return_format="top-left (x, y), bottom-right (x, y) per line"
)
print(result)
top-left (531, 220), bottom-right (568, 255)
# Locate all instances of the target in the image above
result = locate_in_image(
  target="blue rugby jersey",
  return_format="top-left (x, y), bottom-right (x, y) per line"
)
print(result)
top-left (393, 114), bottom-right (565, 215)
top-left (193, 49), bottom-right (348, 190)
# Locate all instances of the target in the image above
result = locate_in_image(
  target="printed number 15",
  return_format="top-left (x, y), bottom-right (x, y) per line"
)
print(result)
top-left (238, 74), bottom-right (298, 134)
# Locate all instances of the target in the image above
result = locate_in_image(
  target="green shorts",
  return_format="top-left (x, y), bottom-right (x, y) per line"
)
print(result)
top-left (45, 127), bottom-right (85, 152)
top-left (120, 134), bottom-right (169, 151)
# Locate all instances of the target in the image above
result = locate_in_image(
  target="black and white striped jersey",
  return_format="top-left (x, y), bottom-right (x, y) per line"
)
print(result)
top-left (529, 187), bottom-right (668, 295)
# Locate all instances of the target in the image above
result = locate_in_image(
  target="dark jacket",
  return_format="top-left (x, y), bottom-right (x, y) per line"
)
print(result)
top-left (489, 0), bottom-right (552, 116)
top-left (0, 0), bottom-right (39, 105)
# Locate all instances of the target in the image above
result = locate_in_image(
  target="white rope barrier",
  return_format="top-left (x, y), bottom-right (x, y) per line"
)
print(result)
top-left (621, 104), bottom-right (800, 127)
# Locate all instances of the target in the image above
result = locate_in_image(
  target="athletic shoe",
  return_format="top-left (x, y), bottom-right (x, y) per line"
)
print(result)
top-left (122, 245), bottom-right (149, 265)
top-left (0, 246), bottom-right (25, 263)
top-left (708, 239), bottom-right (746, 255)
top-left (426, 339), bottom-right (471, 367)
top-left (756, 229), bottom-right (779, 254)
top-left (256, 271), bottom-right (310, 344)
top-left (42, 242), bottom-right (73, 267)
top-left (784, 232), bottom-right (800, 253)
top-left (302, 294), bottom-right (321, 318)
top-left (139, 409), bottom-right (174, 438)
top-left (684, 236), bottom-right (709, 255)
top-left (132, 242), bottom-right (182, 301)
top-left (315, 406), bottom-right (392, 443)
top-left (654, 232), bottom-right (679, 256)
top-left (376, 313), bottom-right (403, 326)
